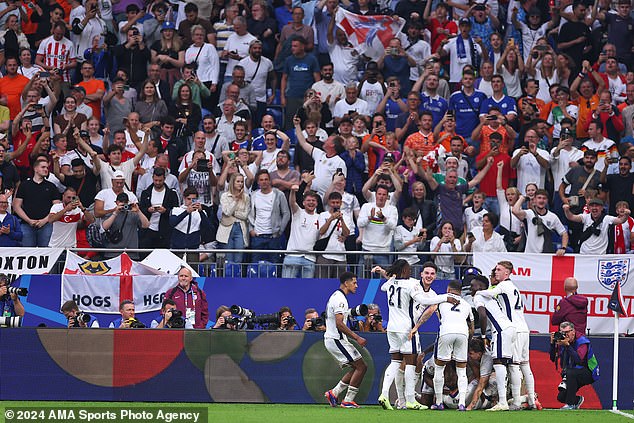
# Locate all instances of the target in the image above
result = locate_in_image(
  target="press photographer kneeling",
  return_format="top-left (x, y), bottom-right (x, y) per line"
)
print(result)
top-left (61, 300), bottom-right (98, 328)
top-left (550, 321), bottom-right (599, 410)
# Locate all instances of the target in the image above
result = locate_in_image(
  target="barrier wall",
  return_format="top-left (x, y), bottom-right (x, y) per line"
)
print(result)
top-left (18, 275), bottom-right (445, 332)
top-left (0, 329), bottom-right (631, 409)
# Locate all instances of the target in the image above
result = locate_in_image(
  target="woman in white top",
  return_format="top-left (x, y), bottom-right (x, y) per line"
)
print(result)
top-left (496, 41), bottom-right (524, 98)
top-left (429, 221), bottom-right (463, 280)
top-left (465, 213), bottom-right (507, 252)
top-left (217, 173), bottom-right (250, 265)
top-left (496, 161), bottom-right (522, 251)
top-left (526, 47), bottom-right (558, 103)
top-left (184, 24), bottom-right (219, 91)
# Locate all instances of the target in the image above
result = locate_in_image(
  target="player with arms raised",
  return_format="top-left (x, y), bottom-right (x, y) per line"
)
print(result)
top-left (323, 272), bottom-right (368, 409)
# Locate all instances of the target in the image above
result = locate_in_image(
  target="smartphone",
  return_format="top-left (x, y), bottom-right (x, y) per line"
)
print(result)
top-left (123, 85), bottom-right (130, 91)
top-left (34, 104), bottom-right (43, 110)
top-left (228, 152), bottom-right (236, 160)
top-left (508, 38), bottom-right (515, 48)
top-left (348, 109), bottom-right (355, 115)
top-left (486, 114), bottom-right (497, 120)
top-left (196, 159), bottom-right (209, 172)
top-left (80, 130), bottom-right (90, 138)
top-left (39, 71), bottom-right (50, 78)
top-left (336, 168), bottom-right (342, 174)
top-left (389, 81), bottom-right (397, 88)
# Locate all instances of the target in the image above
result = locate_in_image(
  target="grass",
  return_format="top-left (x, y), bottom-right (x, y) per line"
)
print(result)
top-left (0, 402), bottom-right (630, 423)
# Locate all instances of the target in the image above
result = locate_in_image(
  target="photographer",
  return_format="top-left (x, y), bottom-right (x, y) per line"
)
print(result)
top-left (550, 321), bottom-right (599, 410)
top-left (302, 308), bottom-right (325, 332)
top-left (109, 300), bottom-right (145, 328)
top-left (212, 305), bottom-right (237, 330)
top-left (101, 192), bottom-right (150, 260)
top-left (358, 304), bottom-right (385, 332)
top-left (61, 300), bottom-right (98, 328)
top-left (0, 274), bottom-right (24, 318)
top-left (277, 306), bottom-right (297, 331)
top-left (151, 299), bottom-right (192, 329)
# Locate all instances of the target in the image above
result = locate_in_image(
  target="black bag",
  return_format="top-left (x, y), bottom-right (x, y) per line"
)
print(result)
top-left (105, 212), bottom-right (128, 245)
top-left (86, 221), bottom-right (107, 248)
top-left (313, 218), bottom-right (340, 251)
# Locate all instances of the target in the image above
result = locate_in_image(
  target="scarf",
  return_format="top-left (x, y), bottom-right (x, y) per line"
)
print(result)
top-left (456, 34), bottom-right (480, 68)
top-left (613, 217), bottom-right (634, 254)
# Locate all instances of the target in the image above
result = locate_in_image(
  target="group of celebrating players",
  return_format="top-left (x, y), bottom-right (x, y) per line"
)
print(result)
top-left (322, 259), bottom-right (541, 411)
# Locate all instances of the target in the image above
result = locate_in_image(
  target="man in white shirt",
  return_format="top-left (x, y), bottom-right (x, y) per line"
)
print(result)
top-left (512, 189), bottom-right (568, 255)
top-left (357, 186), bottom-right (398, 273)
top-left (238, 40), bottom-right (276, 124)
top-left (312, 62), bottom-right (346, 118)
top-left (222, 17), bottom-right (256, 82)
top-left (282, 187), bottom-right (320, 278)
top-left (333, 83), bottom-right (370, 126)
top-left (294, 118), bottom-right (346, 196)
top-left (48, 187), bottom-right (93, 247)
top-left (564, 198), bottom-right (628, 255)
top-left (511, 129), bottom-right (550, 193)
top-left (439, 18), bottom-right (483, 84)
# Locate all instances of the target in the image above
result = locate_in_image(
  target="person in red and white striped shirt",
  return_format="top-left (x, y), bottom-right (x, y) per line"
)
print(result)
top-left (35, 22), bottom-right (77, 84)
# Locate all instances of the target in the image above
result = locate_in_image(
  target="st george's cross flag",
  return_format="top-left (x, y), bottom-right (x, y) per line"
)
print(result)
top-left (335, 8), bottom-right (405, 60)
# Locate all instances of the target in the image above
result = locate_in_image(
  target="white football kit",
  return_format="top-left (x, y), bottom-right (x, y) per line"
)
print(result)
top-left (324, 289), bottom-right (362, 367)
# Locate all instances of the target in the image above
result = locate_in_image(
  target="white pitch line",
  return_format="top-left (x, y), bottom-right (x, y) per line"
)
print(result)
top-left (610, 409), bottom-right (634, 419)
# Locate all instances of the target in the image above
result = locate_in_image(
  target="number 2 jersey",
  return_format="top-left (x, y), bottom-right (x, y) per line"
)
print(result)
top-left (473, 292), bottom-right (514, 333)
top-left (325, 289), bottom-right (351, 341)
top-left (381, 277), bottom-right (447, 333)
top-left (437, 293), bottom-right (473, 336)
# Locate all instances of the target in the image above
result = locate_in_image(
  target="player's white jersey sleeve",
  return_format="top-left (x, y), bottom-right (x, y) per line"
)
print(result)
top-left (492, 280), bottom-right (529, 333)
top-left (383, 277), bottom-right (421, 333)
top-left (437, 294), bottom-right (473, 336)
top-left (325, 289), bottom-right (349, 340)
top-left (474, 292), bottom-right (513, 332)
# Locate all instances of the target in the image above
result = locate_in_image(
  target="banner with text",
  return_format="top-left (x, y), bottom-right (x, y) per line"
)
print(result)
top-left (61, 252), bottom-right (176, 314)
top-left (473, 253), bottom-right (634, 334)
top-left (0, 248), bottom-right (63, 281)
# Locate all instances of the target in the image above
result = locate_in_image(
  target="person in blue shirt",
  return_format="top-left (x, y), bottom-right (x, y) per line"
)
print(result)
top-left (377, 77), bottom-right (407, 132)
top-left (414, 73), bottom-right (448, 127)
top-left (448, 69), bottom-right (487, 141)
top-left (480, 74), bottom-right (518, 123)
top-left (281, 37), bottom-right (321, 129)
top-left (378, 38), bottom-right (416, 94)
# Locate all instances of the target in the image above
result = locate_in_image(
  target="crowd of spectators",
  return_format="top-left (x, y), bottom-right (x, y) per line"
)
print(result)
top-left (0, 0), bottom-right (632, 278)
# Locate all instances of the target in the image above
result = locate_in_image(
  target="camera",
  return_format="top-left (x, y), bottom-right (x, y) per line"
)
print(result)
top-left (231, 304), bottom-right (255, 319)
top-left (69, 312), bottom-right (91, 327)
top-left (223, 316), bottom-right (241, 327)
top-left (371, 314), bottom-right (382, 323)
top-left (39, 71), bottom-right (50, 78)
top-left (196, 159), bottom-right (209, 172)
top-left (350, 304), bottom-right (368, 318)
top-left (553, 331), bottom-right (566, 341)
top-left (166, 309), bottom-right (185, 328)
top-left (132, 29), bottom-right (140, 36)
top-left (122, 204), bottom-right (130, 211)
top-left (34, 104), bottom-right (43, 110)
top-left (281, 315), bottom-right (296, 327)
top-left (308, 316), bottom-right (325, 330)
top-left (126, 318), bottom-right (146, 328)
top-left (6, 286), bottom-right (28, 297)
top-left (0, 316), bottom-right (23, 328)
top-left (80, 130), bottom-right (90, 138)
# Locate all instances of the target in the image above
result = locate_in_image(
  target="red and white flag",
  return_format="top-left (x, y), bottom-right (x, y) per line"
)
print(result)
top-left (474, 253), bottom-right (634, 334)
top-left (62, 252), bottom-right (176, 314)
top-left (335, 9), bottom-right (405, 60)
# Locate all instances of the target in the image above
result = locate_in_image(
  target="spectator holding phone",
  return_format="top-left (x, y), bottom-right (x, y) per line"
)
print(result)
top-left (48, 187), bottom-right (94, 248)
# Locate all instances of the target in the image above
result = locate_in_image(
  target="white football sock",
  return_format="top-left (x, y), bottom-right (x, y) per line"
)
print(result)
top-left (493, 364), bottom-right (508, 404)
top-left (332, 380), bottom-right (348, 398)
top-left (509, 364), bottom-right (522, 406)
top-left (521, 363), bottom-right (536, 406)
top-left (381, 360), bottom-right (402, 398)
top-left (457, 366), bottom-right (468, 406)
top-left (395, 368), bottom-right (405, 403)
top-left (405, 364), bottom-right (417, 404)
top-left (344, 385), bottom-right (359, 403)
top-left (433, 364), bottom-right (446, 405)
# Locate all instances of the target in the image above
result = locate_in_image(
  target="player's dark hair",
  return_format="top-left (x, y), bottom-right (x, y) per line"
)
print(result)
top-left (386, 259), bottom-right (410, 278)
top-left (340, 271), bottom-right (355, 285)
top-left (447, 280), bottom-right (462, 292)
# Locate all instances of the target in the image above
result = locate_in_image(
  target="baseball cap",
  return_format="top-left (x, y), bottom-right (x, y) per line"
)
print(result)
top-left (560, 128), bottom-right (573, 139)
top-left (112, 170), bottom-right (126, 180)
top-left (71, 85), bottom-right (86, 94)
top-left (462, 267), bottom-right (482, 287)
top-left (459, 17), bottom-right (471, 25)
top-left (587, 198), bottom-right (604, 206)
top-left (161, 22), bottom-right (176, 31)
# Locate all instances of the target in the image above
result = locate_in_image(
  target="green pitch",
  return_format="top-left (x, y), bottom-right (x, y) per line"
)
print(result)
top-left (0, 402), bottom-right (630, 423)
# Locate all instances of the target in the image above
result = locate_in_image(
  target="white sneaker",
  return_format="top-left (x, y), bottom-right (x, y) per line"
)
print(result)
top-left (486, 402), bottom-right (510, 412)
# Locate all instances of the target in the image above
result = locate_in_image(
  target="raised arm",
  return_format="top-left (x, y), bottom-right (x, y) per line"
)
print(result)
top-left (512, 195), bottom-right (527, 220)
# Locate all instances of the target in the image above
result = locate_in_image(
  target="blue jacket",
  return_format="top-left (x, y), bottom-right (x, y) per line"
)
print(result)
top-left (0, 213), bottom-right (22, 247)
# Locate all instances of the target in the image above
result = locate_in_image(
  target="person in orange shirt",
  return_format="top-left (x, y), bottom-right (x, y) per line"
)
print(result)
top-left (471, 108), bottom-right (516, 156)
top-left (361, 114), bottom-right (388, 176)
top-left (570, 60), bottom-right (604, 139)
top-left (0, 58), bottom-right (29, 119)
top-left (404, 111), bottom-right (436, 158)
top-left (517, 79), bottom-right (546, 125)
top-left (77, 61), bottom-right (106, 120)
top-left (433, 112), bottom-right (475, 156)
